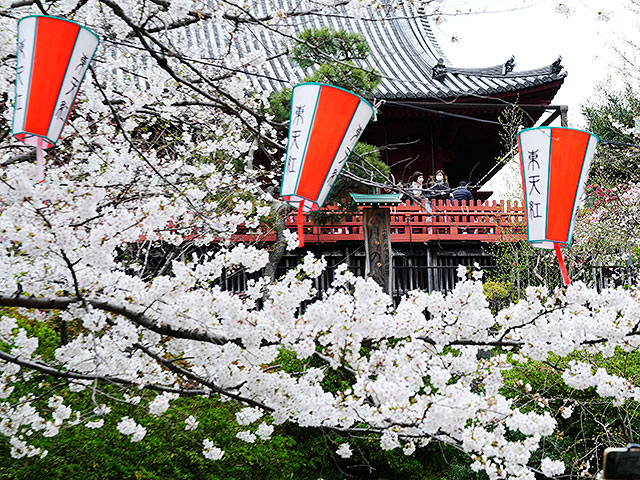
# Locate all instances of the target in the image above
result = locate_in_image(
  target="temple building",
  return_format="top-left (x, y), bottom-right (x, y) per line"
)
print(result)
top-left (190, 3), bottom-right (568, 296)
top-left (239, 2), bottom-right (567, 191)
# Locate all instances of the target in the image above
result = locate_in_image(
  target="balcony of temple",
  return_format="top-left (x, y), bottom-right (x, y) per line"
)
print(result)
top-left (227, 200), bottom-right (527, 244)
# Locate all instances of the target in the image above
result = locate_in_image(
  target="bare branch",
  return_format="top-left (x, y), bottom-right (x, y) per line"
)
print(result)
top-left (0, 349), bottom-right (206, 396)
top-left (0, 293), bottom-right (229, 345)
top-left (135, 343), bottom-right (274, 411)
top-left (99, 0), bottom-right (283, 138)
top-left (1, 149), bottom-right (35, 168)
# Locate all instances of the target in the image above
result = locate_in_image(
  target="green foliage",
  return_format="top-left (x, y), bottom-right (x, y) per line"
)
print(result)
top-left (328, 142), bottom-right (388, 200)
top-left (291, 28), bottom-right (372, 68)
top-left (486, 241), bottom-right (563, 300)
top-left (267, 87), bottom-right (291, 125)
top-left (482, 279), bottom-right (510, 301)
top-left (482, 279), bottom-right (512, 313)
top-left (0, 375), bottom-right (484, 480)
top-left (0, 392), bottom-right (313, 480)
top-left (337, 440), bottom-right (487, 480)
top-left (346, 142), bottom-right (388, 185)
top-left (275, 348), bottom-right (353, 394)
top-left (583, 85), bottom-right (640, 145)
top-left (268, 27), bottom-right (381, 124)
top-left (304, 63), bottom-right (380, 98)
top-left (0, 339), bottom-right (484, 480)
top-left (582, 84), bottom-right (640, 186)
top-left (0, 307), bottom-right (60, 361)
top-left (500, 350), bottom-right (640, 477)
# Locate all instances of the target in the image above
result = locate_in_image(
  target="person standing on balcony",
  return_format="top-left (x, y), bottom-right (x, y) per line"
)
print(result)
top-left (402, 171), bottom-right (432, 233)
top-left (426, 169), bottom-right (451, 201)
top-left (402, 171), bottom-right (429, 204)
top-left (452, 181), bottom-right (473, 205)
top-left (452, 181), bottom-right (474, 234)
top-left (426, 169), bottom-right (450, 228)
top-left (405, 171), bottom-right (425, 200)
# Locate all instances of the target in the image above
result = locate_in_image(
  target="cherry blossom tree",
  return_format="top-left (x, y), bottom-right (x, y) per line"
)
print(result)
top-left (0, 1), bottom-right (639, 479)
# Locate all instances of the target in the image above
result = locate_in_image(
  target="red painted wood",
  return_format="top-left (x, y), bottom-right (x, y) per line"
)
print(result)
top-left (211, 200), bottom-right (527, 244)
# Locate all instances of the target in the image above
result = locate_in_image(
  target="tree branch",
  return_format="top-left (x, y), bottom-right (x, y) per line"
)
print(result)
top-left (99, 0), bottom-right (282, 140)
top-left (0, 349), bottom-right (207, 396)
top-left (1, 149), bottom-right (35, 168)
top-left (135, 342), bottom-right (274, 411)
top-left (0, 293), bottom-right (229, 345)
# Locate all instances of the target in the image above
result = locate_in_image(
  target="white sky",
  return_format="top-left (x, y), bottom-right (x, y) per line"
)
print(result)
top-left (432, 0), bottom-right (635, 127)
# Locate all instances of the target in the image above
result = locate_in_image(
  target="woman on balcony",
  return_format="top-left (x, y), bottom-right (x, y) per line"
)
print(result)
top-left (401, 171), bottom-right (433, 234)
top-left (426, 170), bottom-right (451, 201)
top-left (426, 170), bottom-right (451, 227)
top-left (404, 171), bottom-right (426, 200)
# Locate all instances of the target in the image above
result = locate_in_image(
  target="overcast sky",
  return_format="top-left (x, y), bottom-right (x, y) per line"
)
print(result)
top-left (432, 0), bottom-right (635, 126)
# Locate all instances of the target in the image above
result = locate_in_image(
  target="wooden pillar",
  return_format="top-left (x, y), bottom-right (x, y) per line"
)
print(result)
top-left (560, 105), bottom-right (569, 127)
top-left (363, 207), bottom-right (392, 294)
top-left (350, 193), bottom-right (401, 296)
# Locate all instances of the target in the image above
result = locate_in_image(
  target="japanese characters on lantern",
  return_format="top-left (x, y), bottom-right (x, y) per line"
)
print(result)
top-left (518, 126), bottom-right (600, 285)
top-left (518, 127), bottom-right (599, 250)
top-left (12, 15), bottom-right (99, 181)
top-left (280, 83), bottom-right (374, 213)
top-left (519, 128), bottom-right (553, 249)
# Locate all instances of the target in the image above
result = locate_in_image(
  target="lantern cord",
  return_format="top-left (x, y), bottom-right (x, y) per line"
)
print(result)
top-left (297, 203), bottom-right (305, 249)
top-left (553, 243), bottom-right (570, 286)
top-left (36, 138), bottom-right (45, 184)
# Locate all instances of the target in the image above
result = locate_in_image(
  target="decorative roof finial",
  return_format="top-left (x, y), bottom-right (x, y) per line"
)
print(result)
top-left (503, 55), bottom-right (515, 75)
top-left (551, 56), bottom-right (563, 74)
top-left (432, 58), bottom-right (447, 81)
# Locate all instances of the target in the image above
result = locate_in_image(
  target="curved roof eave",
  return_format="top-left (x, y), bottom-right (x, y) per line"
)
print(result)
top-left (373, 70), bottom-right (568, 100)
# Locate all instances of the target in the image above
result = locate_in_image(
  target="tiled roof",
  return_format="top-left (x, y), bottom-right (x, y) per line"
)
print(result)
top-left (186, 1), bottom-right (566, 100)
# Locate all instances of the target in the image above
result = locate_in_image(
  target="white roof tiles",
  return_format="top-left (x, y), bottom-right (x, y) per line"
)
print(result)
top-left (184, 2), bottom-right (565, 100)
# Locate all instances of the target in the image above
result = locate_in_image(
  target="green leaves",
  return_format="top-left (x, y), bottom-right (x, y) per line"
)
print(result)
top-left (304, 63), bottom-right (381, 97)
top-left (267, 88), bottom-right (292, 125)
top-left (582, 85), bottom-right (640, 186)
top-left (291, 27), bottom-right (372, 68)
top-left (268, 27), bottom-right (381, 124)
top-left (583, 85), bottom-right (640, 146)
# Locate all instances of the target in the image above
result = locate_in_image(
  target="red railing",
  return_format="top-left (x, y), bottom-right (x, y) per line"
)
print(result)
top-left (231, 200), bottom-right (527, 244)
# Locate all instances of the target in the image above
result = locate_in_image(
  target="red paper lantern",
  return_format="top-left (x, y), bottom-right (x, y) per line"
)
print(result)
top-left (12, 15), bottom-right (99, 182)
top-left (280, 83), bottom-right (374, 246)
top-left (518, 126), bottom-right (600, 284)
